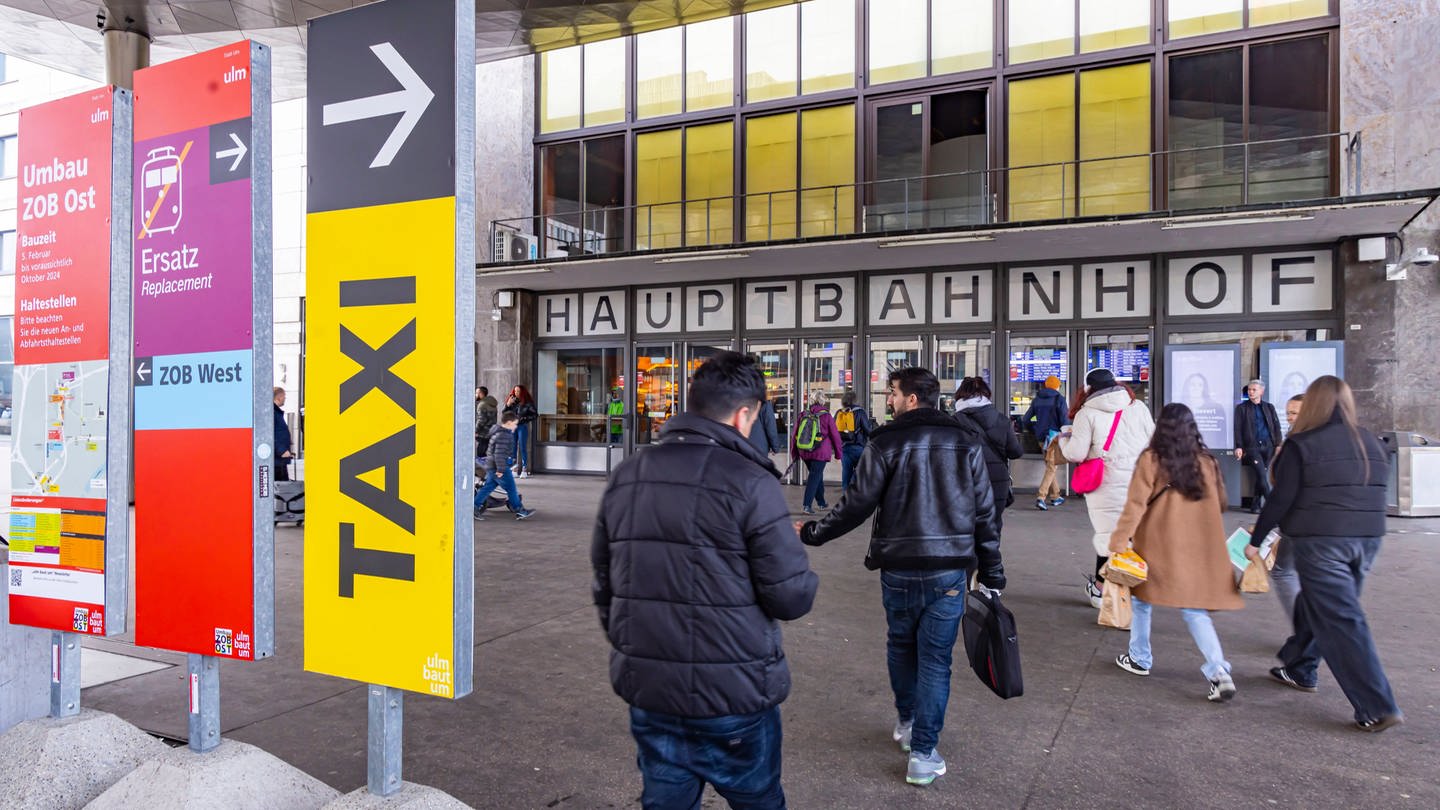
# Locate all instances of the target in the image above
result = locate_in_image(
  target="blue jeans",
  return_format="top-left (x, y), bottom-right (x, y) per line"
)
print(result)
top-left (473, 466), bottom-right (522, 510)
top-left (840, 444), bottom-right (863, 490)
top-left (1128, 596), bottom-right (1230, 681)
top-left (1271, 537), bottom-right (1301, 623)
top-left (880, 568), bottom-right (967, 756)
top-left (1277, 536), bottom-right (1399, 722)
top-left (629, 706), bottom-right (786, 810)
top-left (802, 459), bottom-right (828, 509)
top-left (515, 422), bottom-right (530, 470)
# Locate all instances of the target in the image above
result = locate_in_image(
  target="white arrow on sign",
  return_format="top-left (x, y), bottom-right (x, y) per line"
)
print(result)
top-left (215, 132), bottom-right (248, 172)
top-left (135, 360), bottom-right (151, 383)
top-left (321, 42), bottom-right (434, 169)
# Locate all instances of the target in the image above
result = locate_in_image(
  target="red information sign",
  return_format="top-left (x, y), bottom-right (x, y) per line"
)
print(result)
top-left (8, 88), bottom-right (126, 635)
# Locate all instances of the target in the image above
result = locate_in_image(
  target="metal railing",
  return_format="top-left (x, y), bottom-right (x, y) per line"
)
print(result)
top-left (488, 132), bottom-right (1361, 262)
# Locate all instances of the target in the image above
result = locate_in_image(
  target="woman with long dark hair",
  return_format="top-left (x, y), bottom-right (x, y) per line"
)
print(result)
top-left (1247, 376), bottom-right (1402, 732)
top-left (1108, 403), bottom-right (1242, 701)
top-left (953, 377), bottom-right (1023, 530)
top-left (506, 384), bottom-right (538, 477)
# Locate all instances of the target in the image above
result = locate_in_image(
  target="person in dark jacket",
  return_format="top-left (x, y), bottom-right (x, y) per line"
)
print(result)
top-left (473, 411), bottom-right (533, 520)
top-left (1234, 378), bottom-right (1282, 513)
top-left (505, 385), bottom-right (538, 477)
top-left (953, 376), bottom-right (1023, 531)
top-left (273, 387), bottom-right (293, 481)
top-left (836, 388), bottom-right (872, 491)
top-left (1024, 375), bottom-right (1070, 509)
top-left (791, 390), bottom-right (844, 514)
top-left (1246, 376), bottom-right (1402, 733)
top-left (746, 397), bottom-right (782, 458)
top-left (797, 367), bottom-right (1001, 787)
top-left (592, 351), bottom-right (819, 808)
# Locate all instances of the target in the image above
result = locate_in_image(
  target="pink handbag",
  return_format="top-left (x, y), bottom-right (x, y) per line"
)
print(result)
top-left (1071, 412), bottom-right (1123, 494)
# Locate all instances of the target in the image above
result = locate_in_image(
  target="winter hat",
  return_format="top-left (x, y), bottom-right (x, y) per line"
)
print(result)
top-left (1085, 368), bottom-right (1117, 391)
top-left (1044, 376), bottom-right (1062, 390)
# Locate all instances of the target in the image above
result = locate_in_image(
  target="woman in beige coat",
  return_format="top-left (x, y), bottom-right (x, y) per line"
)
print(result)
top-left (1108, 403), bottom-right (1243, 702)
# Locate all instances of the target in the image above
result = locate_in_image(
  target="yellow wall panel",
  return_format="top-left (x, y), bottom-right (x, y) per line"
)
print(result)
top-left (746, 113), bottom-right (798, 240)
top-left (1079, 63), bottom-right (1151, 215)
top-left (800, 105), bottom-right (855, 236)
top-left (1008, 73), bottom-right (1075, 220)
top-left (637, 129), bottom-right (684, 248)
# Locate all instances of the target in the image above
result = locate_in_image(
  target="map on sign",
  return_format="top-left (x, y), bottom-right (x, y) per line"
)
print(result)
top-left (9, 360), bottom-right (109, 498)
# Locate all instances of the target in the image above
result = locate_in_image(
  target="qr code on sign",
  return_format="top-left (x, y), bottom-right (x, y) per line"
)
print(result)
top-left (9, 568), bottom-right (21, 588)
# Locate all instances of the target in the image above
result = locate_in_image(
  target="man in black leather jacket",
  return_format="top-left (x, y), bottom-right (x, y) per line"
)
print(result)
top-left (796, 367), bottom-right (1001, 787)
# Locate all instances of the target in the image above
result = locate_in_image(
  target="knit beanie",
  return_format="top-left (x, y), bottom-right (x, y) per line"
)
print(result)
top-left (1044, 376), bottom-right (1061, 390)
top-left (1085, 368), bottom-right (1117, 391)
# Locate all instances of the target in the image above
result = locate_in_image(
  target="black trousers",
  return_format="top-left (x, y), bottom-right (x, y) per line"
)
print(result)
top-left (275, 457), bottom-right (291, 481)
top-left (1241, 442), bottom-right (1275, 506)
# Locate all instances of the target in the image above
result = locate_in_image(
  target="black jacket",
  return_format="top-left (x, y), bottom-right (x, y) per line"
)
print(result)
top-left (1251, 412), bottom-right (1389, 544)
top-left (955, 404), bottom-right (1024, 508)
top-left (273, 404), bottom-right (291, 456)
top-left (800, 407), bottom-right (1004, 588)
top-left (1234, 399), bottom-right (1282, 451)
top-left (746, 399), bottom-right (782, 455)
top-left (592, 412), bottom-right (819, 718)
top-left (1022, 388), bottom-right (1069, 440)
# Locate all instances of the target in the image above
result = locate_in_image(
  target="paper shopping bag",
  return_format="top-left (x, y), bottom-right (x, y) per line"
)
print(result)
top-left (1240, 558), bottom-right (1270, 594)
top-left (1097, 582), bottom-right (1132, 629)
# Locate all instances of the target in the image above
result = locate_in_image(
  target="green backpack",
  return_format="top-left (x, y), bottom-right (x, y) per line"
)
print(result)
top-left (795, 413), bottom-right (823, 451)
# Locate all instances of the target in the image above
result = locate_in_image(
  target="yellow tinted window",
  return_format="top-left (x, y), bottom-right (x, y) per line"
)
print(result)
top-left (1169, 0), bottom-right (1242, 39)
top-left (745, 113), bottom-right (798, 240)
top-left (1080, 0), bottom-right (1150, 53)
top-left (747, 6), bottom-right (799, 102)
top-left (1008, 73), bottom-right (1075, 220)
top-left (685, 122), bottom-right (735, 245)
top-left (540, 48), bottom-right (581, 133)
top-left (868, 0), bottom-right (927, 84)
top-left (1079, 63), bottom-right (1151, 215)
top-left (636, 129), bottom-right (684, 248)
top-left (686, 18), bottom-right (734, 112)
top-left (1009, 0), bottom-right (1076, 64)
top-left (802, 0), bottom-right (856, 94)
top-left (933, 0), bottom-right (993, 75)
top-left (1249, 0), bottom-right (1329, 27)
top-left (800, 105), bottom-right (856, 236)
top-left (637, 28), bottom-right (683, 119)
top-left (583, 39), bottom-right (626, 126)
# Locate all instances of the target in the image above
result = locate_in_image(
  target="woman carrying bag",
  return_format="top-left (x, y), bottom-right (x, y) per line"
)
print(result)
top-left (1108, 403), bottom-right (1243, 702)
top-left (1060, 368), bottom-right (1155, 607)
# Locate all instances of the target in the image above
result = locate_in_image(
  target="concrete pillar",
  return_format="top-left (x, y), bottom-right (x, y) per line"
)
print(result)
top-left (103, 28), bottom-right (150, 90)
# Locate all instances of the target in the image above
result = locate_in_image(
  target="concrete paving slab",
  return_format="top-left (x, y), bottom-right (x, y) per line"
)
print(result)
top-left (324, 783), bottom-right (474, 809)
top-left (0, 709), bottom-right (167, 809)
top-left (80, 648), bottom-right (172, 689)
top-left (86, 738), bottom-right (340, 810)
top-left (72, 475), bottom-right (1440, 808)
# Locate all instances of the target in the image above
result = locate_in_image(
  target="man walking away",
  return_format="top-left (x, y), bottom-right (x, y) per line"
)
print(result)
top-left (836, 388), bottom-right (872, 490)
top-left (797, 367), bottom-right (1002, 787)
top-left (1234, 379), bottom-right (1281, 513)
top-left (1024, 375), bottom-right (1069, 509)
top-left (475, 386), bottom-right (498, 456)
top-left (273, 387), bottom-right (293, 481)
top-left (592, 351), bottom-right (819, 809)
top-left (474, 411), bottom-right (534, 520)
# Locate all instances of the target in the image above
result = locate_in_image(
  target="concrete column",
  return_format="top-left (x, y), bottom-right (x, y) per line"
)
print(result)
top-left (103, 28), bottom-right (150, 90)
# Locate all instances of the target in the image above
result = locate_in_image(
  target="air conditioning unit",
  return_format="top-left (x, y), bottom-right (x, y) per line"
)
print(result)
top-left (491, 227), bottom-right (539, 262)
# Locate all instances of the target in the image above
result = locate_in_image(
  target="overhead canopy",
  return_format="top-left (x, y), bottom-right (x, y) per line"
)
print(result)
top-left (476, 192), bottom-right (1440, 291)
top-left (0, 0), bottom-right (799, 98)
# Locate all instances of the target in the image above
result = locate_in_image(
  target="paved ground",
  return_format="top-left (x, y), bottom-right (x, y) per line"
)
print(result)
top-left (67, 474), bottom-right (1440, 808)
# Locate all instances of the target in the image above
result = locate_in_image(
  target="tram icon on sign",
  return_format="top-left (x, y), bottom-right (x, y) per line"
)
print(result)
top-left (141, 146), bottom-right (185, 235)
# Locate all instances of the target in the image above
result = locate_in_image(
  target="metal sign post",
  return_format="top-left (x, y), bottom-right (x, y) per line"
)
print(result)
top-left (129, 41), bottom-right (273, 752)
top-left (9, 86), bottom-right (133, 715)
top-left (305, 0), bottom-right (475, 795)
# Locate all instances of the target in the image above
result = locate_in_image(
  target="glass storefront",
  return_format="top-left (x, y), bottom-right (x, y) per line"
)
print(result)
top-left (635, 344), bottom-right (678, 444)
top-left (536, 347), bottom-right (625, 444)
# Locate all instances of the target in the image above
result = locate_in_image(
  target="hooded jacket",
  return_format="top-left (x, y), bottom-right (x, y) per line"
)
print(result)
top-left (592, 412), bottom-right (819, 718)
top-left (483, 423), bottom-right (517, 471)
top-left (800, 407), bottom-right (1004, 588)
top-left (1023, 387), bottom-right (1070, 441)
top-left (955, 403), bottom-right (1024, 508)
top-left (1061, 386), bottom-right (1156, 555)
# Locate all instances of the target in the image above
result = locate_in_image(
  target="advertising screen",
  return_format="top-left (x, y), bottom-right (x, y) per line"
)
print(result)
top-left (1165, 345), bottom-right (1239, 450)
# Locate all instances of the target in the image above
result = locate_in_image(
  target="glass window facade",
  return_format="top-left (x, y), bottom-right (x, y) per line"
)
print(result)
top-left (1080, 0), bottom-right (1150, 53)
top-left (933, 0), bottom-right (994, 75)
top-left (637, 27), bottom-right (683, 119)
top-left (800, 106), bottom-right (856, 236)
top-left (1008, 73), bottom-right (1076, 220)
top-left (637, 129), bottom-right (684, 248)
top-left (539, 48), bottom-right (581, 133)
top-left (801, 0), bottom-right (856, 94)
top-left (1168, 47), bottom-right (1244, 208)
top-left (1168, 0), bottom-right (1243, 39)
top-left (870, 0), bottom-right (992, 85)
top-left (1009, 0), bottom-right (1075, 64)
top-left (0, 315), bottom-right (11, 421)
top-left (536, 348), bottom-right (624, 443)
top-left (867, 0), bottom-right (926, 85)
top-left (686, 122), bottom-right (736, 245)
top-left (747, 5), bottom-right (799, 102)
top-left (745, 113), bottom-right (798, 240)
top-left (1078, 62), bottom-right (1151, 215)
top-left (1249, 0), bottom-right (1329, 26)
top-left (1, 230), bottom-right (15, 276)
top-left (583, 39), bottom-right (626, 126)
top-left (687, 18), bottom-right (735, 112)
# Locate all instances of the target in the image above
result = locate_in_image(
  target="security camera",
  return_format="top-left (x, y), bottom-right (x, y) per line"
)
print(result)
top-left (1413, 247), bottom-right (1439, 267)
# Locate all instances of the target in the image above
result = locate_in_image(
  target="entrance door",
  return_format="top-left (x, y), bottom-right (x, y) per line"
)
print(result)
top-left (803, 340), bottom-right (853, 483)
top-left (869, 89), bottom-right (989, 230)
top-left (748, 341), bottom-right (794, 470)
top-left (1005, 333), bottom-right (1072, 455)
top-left (1085, 330), bottom-right (1153, 408)
top-left (934, 335), bottom-right (994, 412)
top-left (869, 337), bottom-right (924, 425)
top-left (634, 343), bottom-right (678, 445)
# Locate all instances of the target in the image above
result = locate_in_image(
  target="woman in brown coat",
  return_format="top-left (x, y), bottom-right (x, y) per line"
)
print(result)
top-left (1108, 403), bottom-right (1244, 702)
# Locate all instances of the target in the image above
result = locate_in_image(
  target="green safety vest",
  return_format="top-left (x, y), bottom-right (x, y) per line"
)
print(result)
top-left (607, 400), bottom-right (624, 433)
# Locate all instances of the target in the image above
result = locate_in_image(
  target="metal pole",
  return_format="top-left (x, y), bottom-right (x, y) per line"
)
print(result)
top-left (1242, 143), bottom-right (1250, 205)
top-left (50, 632), bottom-right (81, 718)
top-left (187, 654), bottom-right (220, 752)
top-left (368, 685), bottom-right (404, 796)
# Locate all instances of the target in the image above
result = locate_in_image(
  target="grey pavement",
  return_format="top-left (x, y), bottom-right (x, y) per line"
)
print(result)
top-left (68, 474), bottom-right (1440, 808)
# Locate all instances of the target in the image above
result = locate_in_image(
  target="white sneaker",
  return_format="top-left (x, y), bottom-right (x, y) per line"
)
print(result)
top-left (906, 749), bottom-right (946, 786)
top-left (519, 470), bottom-right (531, 479)
top-left (892, 719), bottom-right (913, 753)
top-left (1207, 672), bottom-right (1237, 702)
top-left (1086, 576), bottom-right (1104, 609)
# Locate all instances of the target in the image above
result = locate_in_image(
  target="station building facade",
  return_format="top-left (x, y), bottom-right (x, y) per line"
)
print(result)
top-left (472, 0), bottom-right (1440, 490)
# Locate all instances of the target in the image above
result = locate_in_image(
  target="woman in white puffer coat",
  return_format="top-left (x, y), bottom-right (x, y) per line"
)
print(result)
top-left (1060, 368), bottom-right (1155, 607)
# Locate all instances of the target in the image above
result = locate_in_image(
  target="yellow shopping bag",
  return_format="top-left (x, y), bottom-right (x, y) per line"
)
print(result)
top-left (1104, 549), bottom-right (1148, 588)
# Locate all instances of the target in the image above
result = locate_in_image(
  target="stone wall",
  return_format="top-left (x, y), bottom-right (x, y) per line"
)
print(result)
top-left (1341, 0), bottom-right (1440, 438)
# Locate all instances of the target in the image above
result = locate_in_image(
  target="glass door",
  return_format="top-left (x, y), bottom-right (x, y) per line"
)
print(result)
top-left (748, 341), bottom-right (795, 470)
top-left (869, 337), bottom-right (924, 426)
top-left (1085, 331), bottom-right (1152, 409)
top-left (869, 89), bottom-right (989, 230)
top-left (934, 335), bottom-right (994, 412)
top-left (803, 340), bottom-right (852, 483)
top-left (1006, 333), bottom-right (1071, 455)
top-left (635, 343), bottom-right (678, 445)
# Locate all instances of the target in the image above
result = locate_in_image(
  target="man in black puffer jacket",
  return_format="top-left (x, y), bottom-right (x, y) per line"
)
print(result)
top-left (592, 351), bottom-right (818, 809)
top-left (798, 367), bottom-right (1001, 787)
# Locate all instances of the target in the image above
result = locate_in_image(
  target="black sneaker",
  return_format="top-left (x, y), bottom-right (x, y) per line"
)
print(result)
top-left (1356, 714), bottom-right (1404, 733)
top-left (1269, 666), bottom-right (1318, 693)
top-left (1115, 654), bottom-right (1150, 677)
top-left (472, 507), bottom-right (486, 521)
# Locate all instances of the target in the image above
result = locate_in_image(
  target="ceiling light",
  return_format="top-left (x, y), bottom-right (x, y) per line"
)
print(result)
top-left (477, 266), bottom-right (552, 277)
top-left (1160, 214), bottom-right (1314, 230)
top-left (877, 234), bottom-right (996, 248)
top-left (654, 252), bottom-right (750, 264)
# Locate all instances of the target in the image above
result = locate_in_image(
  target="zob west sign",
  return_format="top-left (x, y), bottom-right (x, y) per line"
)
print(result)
top-left (305, 0), bottom-right (475, 698)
